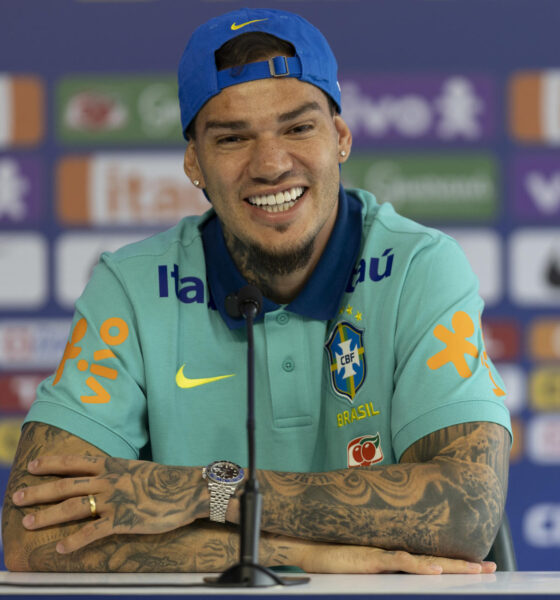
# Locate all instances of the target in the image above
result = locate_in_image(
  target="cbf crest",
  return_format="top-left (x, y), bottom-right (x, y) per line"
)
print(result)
top-left (325, 321), bottom-right (366, 403)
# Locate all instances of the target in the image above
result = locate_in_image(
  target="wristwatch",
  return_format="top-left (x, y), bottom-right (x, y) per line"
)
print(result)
top-left (202, 460), bottom-right (245, 523)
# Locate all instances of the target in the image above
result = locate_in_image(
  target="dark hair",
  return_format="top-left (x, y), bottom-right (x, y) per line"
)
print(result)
top-left (215, 32), bottom-right (295, 71)
top-left (185, 32), bottom-right (337, 140)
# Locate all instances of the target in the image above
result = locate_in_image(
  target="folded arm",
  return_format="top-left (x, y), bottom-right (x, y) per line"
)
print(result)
top-left (3, 420), bottom-right (507, 571)
top-left (2, 422), bottom-right (295, 572)
top-left (252, 421), bottom-right (510, 562)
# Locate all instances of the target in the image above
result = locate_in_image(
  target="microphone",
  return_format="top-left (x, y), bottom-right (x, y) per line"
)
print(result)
top-left (204, 285), bottom-right (309, 587)
top-left (224, 284), bottom-right (262, 320)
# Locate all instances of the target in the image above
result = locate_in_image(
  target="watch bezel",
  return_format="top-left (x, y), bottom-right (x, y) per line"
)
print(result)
top-left (205, 460), bottom-right (245, 485)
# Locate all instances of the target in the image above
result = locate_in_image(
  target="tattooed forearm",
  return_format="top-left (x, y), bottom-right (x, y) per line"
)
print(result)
top-left (2, 422), bottom-right (207, 572)
top-left (256, 422), bottom-right (510, 562)
top-left (2, 420), bottom-right (509, 570)
top-left (2, 422), bottom-right (302, 572)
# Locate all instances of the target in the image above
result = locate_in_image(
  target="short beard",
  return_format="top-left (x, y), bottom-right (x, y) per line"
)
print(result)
top-left (228, 232), bottom-right (315, 278)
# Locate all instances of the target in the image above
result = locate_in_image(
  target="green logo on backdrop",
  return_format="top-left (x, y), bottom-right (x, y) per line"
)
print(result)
top-left (342, 154), bottom-right (499, 222)
top-left (56, 75), bottom-right (183, 144)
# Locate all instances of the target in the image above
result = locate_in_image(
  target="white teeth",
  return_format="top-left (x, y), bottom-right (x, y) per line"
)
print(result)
top-left (247, 186), bottom-right (304, 211)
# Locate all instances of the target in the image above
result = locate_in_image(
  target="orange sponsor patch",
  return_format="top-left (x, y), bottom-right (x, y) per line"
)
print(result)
top-left (0, 75), bottom-right (44, 147)
top-left (509, 71), bottom-right (560, 144)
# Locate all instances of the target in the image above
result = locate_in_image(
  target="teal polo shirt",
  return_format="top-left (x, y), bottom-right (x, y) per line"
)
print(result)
top-left (26, 188), bottom-right (511, 470)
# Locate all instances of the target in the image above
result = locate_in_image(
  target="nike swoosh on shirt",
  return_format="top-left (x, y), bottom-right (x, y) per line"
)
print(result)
top-left (175, 364), bottom-right (235, 389)
top-left (230, 19), bottom-right (268, 30)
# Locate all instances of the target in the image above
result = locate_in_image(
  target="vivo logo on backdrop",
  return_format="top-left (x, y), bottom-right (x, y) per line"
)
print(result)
top-left (511, 154), bottom-right (560, 219)
top-left (340, 74), bottom-right (495, 144)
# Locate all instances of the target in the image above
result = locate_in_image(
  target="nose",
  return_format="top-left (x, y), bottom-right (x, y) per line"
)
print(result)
top-left (247, 137), bottom-right (293, 183)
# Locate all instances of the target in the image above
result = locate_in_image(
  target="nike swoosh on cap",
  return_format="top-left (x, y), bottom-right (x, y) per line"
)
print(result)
top-left (230, 19), bottom-right (268, 31)
top-left (175, 364), bottom-right (235, 389)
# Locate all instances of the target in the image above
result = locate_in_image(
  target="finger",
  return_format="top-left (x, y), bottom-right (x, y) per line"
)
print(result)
top-left (411, 554), bottom-right (487, 575)
top-left (56, 517), bottom-right (113, 554)
top-left (481, 561), bottom-right (497, 573)
top-left (27, 455), bottom-right (105, 476)
top-left (373, 550), bottom-right (487, 575)
top-left (21, 496), bottom-right (93, 530)
top-left (381, 550), bottom-right (444, 575)
top-left (13, 477), bottom-right (105, 506)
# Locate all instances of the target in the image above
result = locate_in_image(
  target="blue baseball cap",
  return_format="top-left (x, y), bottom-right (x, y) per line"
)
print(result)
top-left (177, 7), bottom-right (341, 139)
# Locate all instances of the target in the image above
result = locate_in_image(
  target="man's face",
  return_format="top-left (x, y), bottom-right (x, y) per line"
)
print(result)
top-left (185, 77), bottom-right (351, 271)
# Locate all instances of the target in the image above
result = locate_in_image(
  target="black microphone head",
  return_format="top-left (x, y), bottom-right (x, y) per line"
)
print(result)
top-left (237, 285), bottom-right (263, 317)
top-left (224, 293), bottom-right (241, 318)
top-left (224, 285), bottom-right (263, 319)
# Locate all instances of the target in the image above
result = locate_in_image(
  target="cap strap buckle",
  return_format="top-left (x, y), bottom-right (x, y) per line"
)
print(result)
top-left (268, 56), bottom-right (290, 78)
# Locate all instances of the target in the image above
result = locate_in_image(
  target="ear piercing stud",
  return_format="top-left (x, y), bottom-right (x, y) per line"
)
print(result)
top-left (193, 180), bottom-right (200, 187)
top-left (340, 150), bottom-right (347, 157)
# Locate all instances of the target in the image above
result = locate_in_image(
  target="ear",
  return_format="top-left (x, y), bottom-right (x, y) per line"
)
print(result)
top-left (334, 115), bottom-right (352, 163)
top-left (183, 142), bottom-right (205, 188)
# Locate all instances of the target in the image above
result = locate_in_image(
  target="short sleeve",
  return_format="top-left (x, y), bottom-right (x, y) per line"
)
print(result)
top-left (391, 235), bottom-right (511, 460)
top-left (24, 253), bottom-right (148, 459)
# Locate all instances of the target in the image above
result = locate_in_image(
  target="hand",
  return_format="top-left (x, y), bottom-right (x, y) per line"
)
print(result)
top-left (12, 455), bottom-right (209, 554)
top-left (290, 537), bottom-right (497, 574)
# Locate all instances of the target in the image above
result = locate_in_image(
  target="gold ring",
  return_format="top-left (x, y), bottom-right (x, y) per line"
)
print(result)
top-left (88, 494), bottom-right (97, 518)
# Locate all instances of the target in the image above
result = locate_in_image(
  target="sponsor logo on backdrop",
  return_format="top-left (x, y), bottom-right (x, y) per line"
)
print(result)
top-left (57, 76), bottom-right (182, 143)
top-left (523, 503), bottom-right (560, 547)
top-left (57, 153), bottom-right (210, 225)
top-left (509, 229), bottom-right (560, 306)
top-left (347, 433), bottom-right (384, 467)
top-left (526, 415), bottom-right (560, 464)
top-left (496, 364), bottom-right (525, 414)
top-left (0, 233), bottom-right (47, 309)
top-left (530, 367), bottom-right (560, 411)
top-left (0, 156), bottom-right (44, 224)
top-left (511, 154), bottom-right (560, 219)
top-left (481, 319), bottom-right (521, 361)
top-left (0, 320), bottom-right (71, 370)
top-left (510, 70), bottom-right (560, 145)
top-left (341, 74), bottom-right (495, 144)
top-left (0, 418), bottom-right (24, 465)
top-left (0, 74), bottom-right (44, 148)
top-left (529, 318), bottom-right (560, 360)
top-left (55, 232), bottom-right (153, 309)
top-left (509, 417), bottom-right (523, 463)
top-left (342, 154), bottom-right (499, 222)
top-left (65, 91), bottom-right (128, 132)
top-left (0, 374), bottom-right (47, 411)
top-left (442, 229), bottom-right (502, 306)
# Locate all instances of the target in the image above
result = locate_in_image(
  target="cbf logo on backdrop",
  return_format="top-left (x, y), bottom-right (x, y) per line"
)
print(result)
top-left (325, 321), bottom-right (366, 402)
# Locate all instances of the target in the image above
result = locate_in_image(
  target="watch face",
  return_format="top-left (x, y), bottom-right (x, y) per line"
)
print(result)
top-left (209, 460), bottom-right (244, 484)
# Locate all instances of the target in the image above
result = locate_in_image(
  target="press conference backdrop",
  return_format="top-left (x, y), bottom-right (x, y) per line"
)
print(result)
top-left (0, 0), bottom-right (559, 571)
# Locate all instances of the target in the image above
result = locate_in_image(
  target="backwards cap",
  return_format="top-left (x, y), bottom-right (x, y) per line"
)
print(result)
top-left (177, 7), bottom-right (341, 138)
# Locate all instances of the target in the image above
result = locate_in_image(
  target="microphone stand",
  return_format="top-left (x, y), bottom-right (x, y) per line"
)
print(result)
top-left (204, 285), bottom-right (309, 587)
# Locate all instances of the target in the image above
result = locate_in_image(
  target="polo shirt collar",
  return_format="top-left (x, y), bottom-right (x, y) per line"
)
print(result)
top-left (201, 186), bottom-right (362, 330)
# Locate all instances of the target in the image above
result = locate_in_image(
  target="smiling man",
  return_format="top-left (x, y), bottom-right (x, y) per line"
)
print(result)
top-left (3, 8), bottom-right (511, 574)
top-left (185, 79), bottom-right (346, 302)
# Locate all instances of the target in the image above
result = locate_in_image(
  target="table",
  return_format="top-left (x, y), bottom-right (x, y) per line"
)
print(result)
top-left (0, 571), bottom-right (559, 598)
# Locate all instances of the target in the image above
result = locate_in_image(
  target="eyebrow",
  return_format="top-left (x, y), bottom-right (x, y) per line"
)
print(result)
top-left (278, 101), bottom-right (322, 123)
top-left (203, 101), bottom-right (322, 133)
